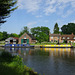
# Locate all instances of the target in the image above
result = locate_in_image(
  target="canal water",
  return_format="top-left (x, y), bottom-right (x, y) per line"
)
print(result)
top-left (0, 48), bottom-right (75, 75)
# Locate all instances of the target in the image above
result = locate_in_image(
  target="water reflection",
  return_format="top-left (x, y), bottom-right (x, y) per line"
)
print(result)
top-left (4, 47), bottom-right (75, 58)
top-left (3, 48), bottom-right (75, 75)
top-left (41, 48), bottom-right (73, 58)
top-left (4, 47), bottom-right (31, 56)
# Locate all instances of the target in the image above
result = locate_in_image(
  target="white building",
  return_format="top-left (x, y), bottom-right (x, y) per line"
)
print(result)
top-left (5, 37), bottom-right (18, 44)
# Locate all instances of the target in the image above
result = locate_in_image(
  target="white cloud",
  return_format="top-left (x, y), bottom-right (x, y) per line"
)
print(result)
top-left (62, 9), bottom-right (74, 18)
top-left (44, 5), bottom-right (56, 15)
top-left (44, 0), bottom-right (75, 15)
top-left (18, 0), bottom-right (42, 12)
top-left (17, 0), bottom-right (75, 17)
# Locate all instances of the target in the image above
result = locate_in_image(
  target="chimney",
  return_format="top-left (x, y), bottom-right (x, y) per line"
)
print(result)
top-left (72, 33), bottom-right (74, 35)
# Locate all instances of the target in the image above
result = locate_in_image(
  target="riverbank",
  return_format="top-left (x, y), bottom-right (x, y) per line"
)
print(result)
top-left (0, 42), bottom-right (75, 48)
top-left (0, 52), bottom-right (40, 75)
top-left (31, 42), bottom-right (75, 47)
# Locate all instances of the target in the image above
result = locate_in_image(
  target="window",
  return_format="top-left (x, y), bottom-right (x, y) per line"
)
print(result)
top-left (23, 39), bottom-right (27, 43)
top-left (74, 37), bottom-right (75, 39)
top-left (24, 36), bottom-right (26, 39)
top-left (54, 40), bottom-right (56, 42)
top-left (51, 40), bottom-right (53, 42)
top-left (58, 37), bottom-right (59, 39)
top-left (51, 36), bottom-right (53, 39)
top-left (67, 37), bottom-right (69, 39)
top-left (63, 37), bottom-right (65, 39)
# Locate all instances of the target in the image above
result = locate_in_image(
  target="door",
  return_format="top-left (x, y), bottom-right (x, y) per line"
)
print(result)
top-left (21, 39), bottom-right (23, 44)
top-left (27, 39), bottom-right (29, 44)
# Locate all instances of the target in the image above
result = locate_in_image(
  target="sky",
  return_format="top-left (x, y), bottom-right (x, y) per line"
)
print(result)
top-left (0, 0), bottom-right (75, 34)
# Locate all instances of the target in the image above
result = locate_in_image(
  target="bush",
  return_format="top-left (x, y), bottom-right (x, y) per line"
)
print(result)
top-left (0, 51), bottom-right (13, 62)
top-left (0, 52), bottom-right (40, 75)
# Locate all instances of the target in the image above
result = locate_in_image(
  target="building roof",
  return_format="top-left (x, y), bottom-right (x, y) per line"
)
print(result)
top-left (19, 33), bottom-right (36, 40)
top-left (50, 34), bottom-right (61, 37)
top-left (61, 33), bottom-right (75, 40)
top-left (12, 37), bottom-right (19, 40)
top-left (5, 37), bottom-right (19, 41)
top-left (27, 33), bottom-right (36, 40)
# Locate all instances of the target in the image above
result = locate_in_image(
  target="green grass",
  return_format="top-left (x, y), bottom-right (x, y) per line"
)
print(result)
top-left (0, 51), bottom-right (40, 75)
top-left (30, 42), bottom-right (56, 45)
top-left (72, 43), bottom-right (75, 46)
top-left (0, 41), bottom-right (5, 45)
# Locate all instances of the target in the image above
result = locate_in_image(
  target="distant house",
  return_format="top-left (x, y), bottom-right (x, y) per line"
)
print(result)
top-left (49, 34), bottom-right (62, 43)
top-left (61, 33), bottom-right (75, 43)
top-left (5, 37), bottom-right (18, 44)
top-left (18, 33), bottom-right (37, 44)
top-left (49, 33), bottom-right (75, 43)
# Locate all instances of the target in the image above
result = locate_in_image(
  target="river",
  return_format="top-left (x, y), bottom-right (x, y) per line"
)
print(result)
top-left (0, 47), bottom-right (75, 75)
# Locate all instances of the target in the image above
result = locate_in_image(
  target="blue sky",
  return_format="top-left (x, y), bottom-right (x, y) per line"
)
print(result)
top-left (0, 0), bottom-right (75, 34)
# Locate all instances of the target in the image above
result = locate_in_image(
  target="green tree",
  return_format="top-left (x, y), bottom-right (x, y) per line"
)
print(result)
top-left (2, 31), bottom-right (8, 40)
top-left (31, 26), bottom-right (50, 42)
top-left (0, 0), bottom-right (18, 25)
top-left (36, 32), bottom-right (48, 43)
top-left (8, 33), bottom-right (19, 37)
top-left (31, 27), bottom-right (40, 36)
top-left (0, 32), bottom-right (3, 40)
top-left (53, 23), bottom-right (59, 34)
top-left (41, 26), bottom-right (50, 35)
top-left (19, 26), bottom-right (29, 37)
top-left (61, 23), bottom-right (75, 34)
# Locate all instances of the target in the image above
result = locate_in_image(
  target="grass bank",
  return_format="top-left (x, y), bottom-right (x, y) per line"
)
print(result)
top-left (0, 41), bottom-right (5, 45)
top-left (30, 42), bottom-right (71, 45)
top-left (0, 51), bottom-right (40, 75)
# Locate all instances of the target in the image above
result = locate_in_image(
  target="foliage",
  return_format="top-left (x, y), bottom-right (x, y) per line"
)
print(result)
top-left (36, 32), bottom-right (49, 43)
top-left (53, 23), bottom-right (59, 34)
top-left (0, 32), bottom-right (3, 41)
top-left (0, 31), bottom-right (9, 40)
top-left (0, 31), bottom-right (19, 41)
top-left (0, 51), bottom-right (13, 62)
top-left (8, 33), bottom-right (19, 37)
top-left (2, 31), bottom-right (8, 40)
top-left (41, 26), bottom-right (50, 35)
top-left (31, 26), bottom-right (50, 42)
top-left (61, 23), bottom-right (75, 34)
top-left (19, 26), bottom-right (29, 37)
top-left (0, 0), bottom-right (18, 25)
top-left (0, 52), bottom-right (39, 75)
top-left (59, 31), bottom-right (63, 35)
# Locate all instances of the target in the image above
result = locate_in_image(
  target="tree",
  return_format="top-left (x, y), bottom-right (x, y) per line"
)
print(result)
top-left (31, 26), bottom-right (50, 42)
top-left (8, 33), bottom-right (19, 37)
top-left (2, 31), bottom-right (8, 40)
top-left (0, 32), bottom-right (3, 40)
top-left (61, 23), bottom-right (75, 34)
top-left (31, 27), bottom-right (40, 36)
top-left (19, 26), bottom-right (29, 37)
top-left (53, 23), bottom-right (59, 34)
top-left (41, 26), bottom-right (50, 35)
top-left (0, 0), bottom-right (18, 25)
top-left (36, 32), bottom-right (48, 43)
